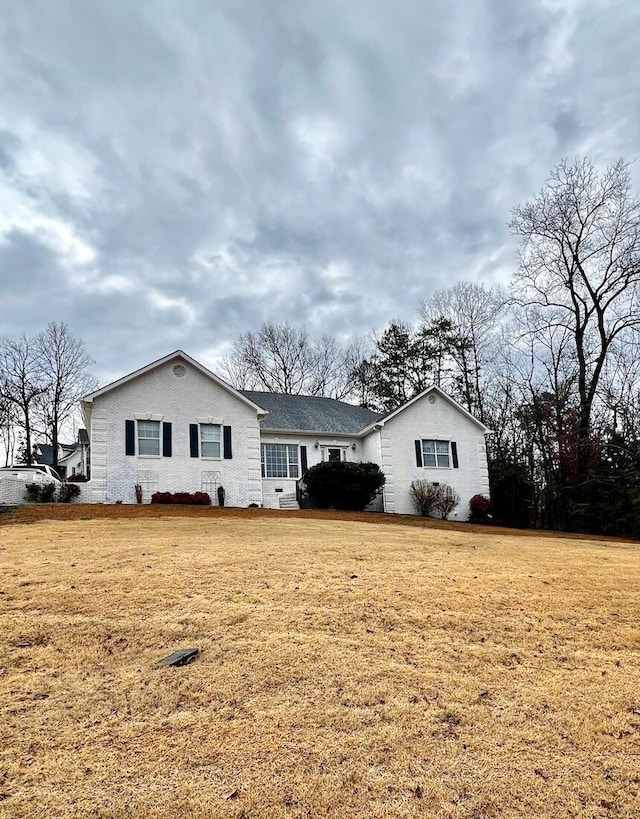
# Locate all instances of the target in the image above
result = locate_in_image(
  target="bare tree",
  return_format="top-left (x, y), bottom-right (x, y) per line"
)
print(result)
top-left (0, 394), bottom-right (18, 466)
top-left (420, 282), bottom-right (505, 421)
top-left (34, 323), bottom-right (95, 469)
top-left (598, 331), bottom-right (640, 440)
top-left (220, 323), bottom-right (359, 399)
top-left (510, 158), bottom-right (640, 476)
top-left (0, 335), bottom-right (47, 465)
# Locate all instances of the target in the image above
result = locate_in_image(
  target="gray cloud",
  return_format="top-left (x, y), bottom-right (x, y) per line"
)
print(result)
top-left (1, 0), bottom-right (639, 381)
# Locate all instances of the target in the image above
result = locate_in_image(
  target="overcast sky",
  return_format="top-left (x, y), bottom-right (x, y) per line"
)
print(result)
top-left (1, 0), bottom-right (639, 383)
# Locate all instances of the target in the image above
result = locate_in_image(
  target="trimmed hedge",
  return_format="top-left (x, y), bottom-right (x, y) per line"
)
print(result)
top-left (24, 482), bottom-right (81, 503)
top-left (151, 491), bottom-right (211, 506)
top-left (303, 461), bottom-right (385, 511)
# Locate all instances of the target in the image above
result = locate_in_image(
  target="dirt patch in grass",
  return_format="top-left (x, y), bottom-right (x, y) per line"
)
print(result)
top-left (1, 514), bottom-right (639, 817)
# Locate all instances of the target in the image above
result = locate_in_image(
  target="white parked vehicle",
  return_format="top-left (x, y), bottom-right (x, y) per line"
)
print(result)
top-left (0, 464), bottom-right (62, 484)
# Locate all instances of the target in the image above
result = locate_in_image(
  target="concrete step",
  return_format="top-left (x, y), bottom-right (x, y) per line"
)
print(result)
top-left (278, 493), bottom-right (299, 510)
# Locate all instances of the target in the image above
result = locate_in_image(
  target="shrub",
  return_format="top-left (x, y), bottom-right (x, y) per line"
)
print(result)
top-left (24, 482), bottom-right (41, 502)
top-left (40, 482), bottom-right (57, 502)
top-left (24, 482), bottom-right (58, 503)
top-left (151, 491), bottom-right (211, 506)
top-left (304, 461), bottom-right (385, 511)
top-left (409, 479), bottom-right (441, 517)
top-left (434, 484), bottom-right (460, 519)
top-left (469, 494), bottom-right (492, 523)
top-left (58, 483), bottom-right (81, 503)
top-left (409, 480), bottom-right (460, 519)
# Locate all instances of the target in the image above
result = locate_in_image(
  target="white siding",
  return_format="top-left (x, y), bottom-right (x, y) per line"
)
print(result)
top-left (87, 360), bottom-right (262, 507)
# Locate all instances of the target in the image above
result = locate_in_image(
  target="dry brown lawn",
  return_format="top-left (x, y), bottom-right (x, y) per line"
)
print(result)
top-left (1, 507), bottom-right (639, 818)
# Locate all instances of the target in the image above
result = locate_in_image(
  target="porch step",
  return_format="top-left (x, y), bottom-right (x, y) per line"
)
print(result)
top-left (278, 493), bottom-right (299, 510)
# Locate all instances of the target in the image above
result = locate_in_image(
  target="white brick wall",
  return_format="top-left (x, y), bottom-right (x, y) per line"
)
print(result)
top-left (80, 357), bottom-right (488, 516)
top-left (370, 393), bottom-right (489, 518)
top-left (260, 432), bottom-right (360, 508)
top-left (86, 359), bottom-right (262, 507)
top-left (0, 479), bottom-right (29, 505)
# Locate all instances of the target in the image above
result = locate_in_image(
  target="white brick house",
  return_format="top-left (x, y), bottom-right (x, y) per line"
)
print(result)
top-left (81, 350), bottom-right (490, 516)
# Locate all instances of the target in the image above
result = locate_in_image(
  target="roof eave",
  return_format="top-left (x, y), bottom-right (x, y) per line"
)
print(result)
top-left (260, 426), bottom-right (364, 437)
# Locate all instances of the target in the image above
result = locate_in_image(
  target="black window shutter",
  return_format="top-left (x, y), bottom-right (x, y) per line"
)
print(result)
top-left (189, 424), bottom-right (199, 458)
top-left (414, 440), bottom-right (423, 467)
top-left (451, 441), bottom-right (459, 468)
top-left (223, 426), bottom-right (232, 459)
top-left (162, 422), bottom-right (172, 457)
top-left (125, 420), bottom-right (135, 456)
top-left (300, 445), bottom-right (308, 476)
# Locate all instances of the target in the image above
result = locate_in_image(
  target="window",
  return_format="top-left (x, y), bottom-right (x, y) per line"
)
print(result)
top-left (421, 439), bottom-right (450, 468)
top-left (261, 444), bottom-right (299, 478)
top-left (200, 424), bottom-right (221, 458)
top-left (138, 420), bottom-right (160, 456)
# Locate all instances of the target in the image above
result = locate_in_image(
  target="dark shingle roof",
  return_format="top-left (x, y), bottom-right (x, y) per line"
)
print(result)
top-left (240, 391), bottom-right (381, 434)
top-left (37, 444), bottom-right (55, 466)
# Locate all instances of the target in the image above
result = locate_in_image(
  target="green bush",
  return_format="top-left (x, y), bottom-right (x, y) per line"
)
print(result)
top-left (303, 461), bottom-right (385, 511)
top-left (58, 483), bottom-right (81, 503)
top-left (39, 482), bottom-right (57, 502)
top-left (24, 481), bottom-right (80, 503)
top-left (24, 482), bottom-right (41, 502)
top-left (24, 482), bottom-right (57, 503)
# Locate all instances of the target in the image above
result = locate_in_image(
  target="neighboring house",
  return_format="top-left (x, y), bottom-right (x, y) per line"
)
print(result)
top-left (34, 429), bottom-right (90, 479)
top-left (80, 350), bottom-right (490, 516)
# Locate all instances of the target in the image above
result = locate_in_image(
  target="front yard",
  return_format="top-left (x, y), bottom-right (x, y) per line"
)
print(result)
top-left (1, 508), bottom-right (638, 817)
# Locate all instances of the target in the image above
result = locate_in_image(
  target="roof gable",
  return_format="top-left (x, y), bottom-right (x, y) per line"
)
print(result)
top-left (83, 350), bottom-right (267, 414)
top-left (359, 385), bottom-right (490, 435)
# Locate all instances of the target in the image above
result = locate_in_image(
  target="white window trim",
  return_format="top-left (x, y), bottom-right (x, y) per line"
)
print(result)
top-left (320, 446), bottom-right (348, 462)
top-left (137, 419), bottom-right (161, 458)
top-left (261, 443), bottom-right (300, 479)
top-left (421, 438), bottom-right (452, 469)
top-left (199, 422), bottom-right (222, 460)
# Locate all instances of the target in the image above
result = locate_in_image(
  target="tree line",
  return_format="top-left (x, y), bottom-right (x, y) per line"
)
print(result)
top-left (222, 158), bottom-right (640, 537)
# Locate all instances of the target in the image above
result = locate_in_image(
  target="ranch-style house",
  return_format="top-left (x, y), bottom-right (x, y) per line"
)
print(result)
top-left (79, 350), bottom-right (491, 515)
